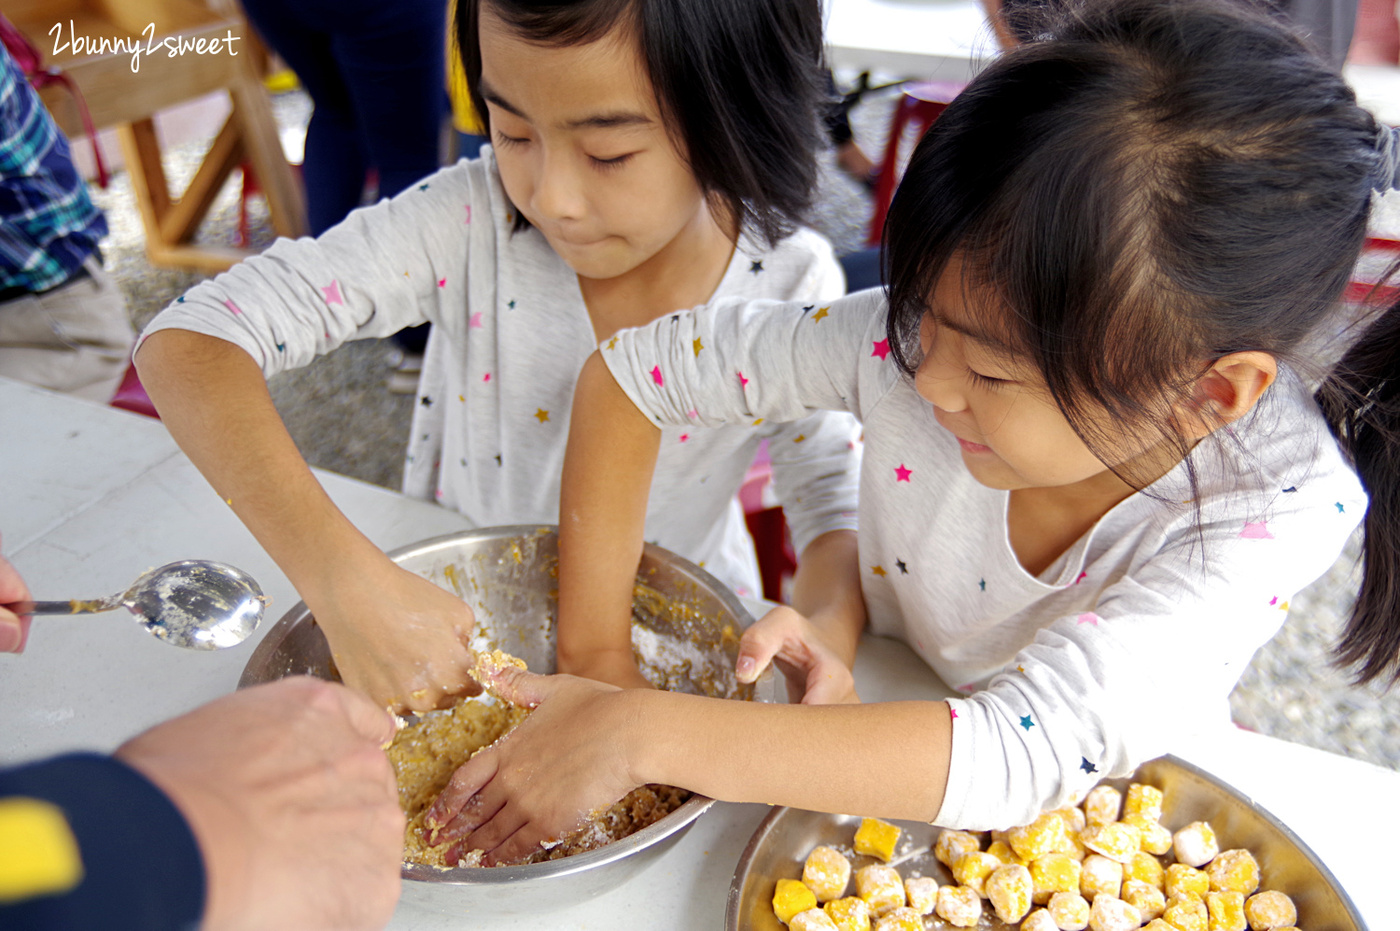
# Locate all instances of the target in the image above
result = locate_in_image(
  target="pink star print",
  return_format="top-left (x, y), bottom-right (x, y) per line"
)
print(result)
top-left (894, 463), bottom-right (913, 482)
top-left (872, 338), bottom-right (891, 360)
top-left (1269, 596), bottom-right (1278, 605)
top-left (651, 366), bottom-right (664, 387)
top-left (223, 299), bottom-right (243, 316)
top-left (321, 281), bottom-right (343, 305)
top-left (469, 312), bottom-right (483, 329)
top-left (956, 683), bottom-right (976, 693)
top-left (737, 371), bottom-right (749, 387)
top-left (686, 409), bottom-right (698, 419)
top-left (1240, 521), bottom-right (1274, 540)
top-left (464, 205), bottom-right (472, 223)
top-left (1072, 571), bottom-right (1087, 586)
top-left (483, 373), bottom-right (491, 382)
top-left (949, 708), bottom-right (958, 720)
top-left (1077, 612), bottom-right (1100, 626)
top-left (679, 434), bottom-right (690, 443)
top-left (438, 278), bottom-right (447, 288)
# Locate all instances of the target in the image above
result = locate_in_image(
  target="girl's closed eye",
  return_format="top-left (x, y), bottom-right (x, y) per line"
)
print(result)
top-left (493, 130), bottom-right (530, 149)
top-left (589, 151), bottom-right (635, 171)
top-left (968, 369), bottom-right (1012, 391)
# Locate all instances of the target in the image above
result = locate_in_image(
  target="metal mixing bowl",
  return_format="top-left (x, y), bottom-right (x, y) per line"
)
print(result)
top-left (239, 525), bottom-right (755, 917)
top-left (726, 755), bottom-right (1366, 931)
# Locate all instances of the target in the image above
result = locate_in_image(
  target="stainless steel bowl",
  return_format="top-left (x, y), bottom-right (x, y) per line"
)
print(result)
top-left (726, 755), bottom-right (1366, 931)
top-left (239, 525), bottom-right (754, 917)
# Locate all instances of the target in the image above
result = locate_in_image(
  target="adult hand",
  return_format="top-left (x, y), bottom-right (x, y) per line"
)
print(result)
top-left (422, 666), bottom-right (639, 867)
top-left (115, 677), bottom-right (404, 931)
top-left (0, 550), bottom-right (32, 654)
top-left (735, 605), bottom-right (860, 705)
top-left (309, 557), bottom-right (481, 714)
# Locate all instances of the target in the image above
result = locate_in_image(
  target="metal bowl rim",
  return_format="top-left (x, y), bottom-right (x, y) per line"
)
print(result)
top-left (723, 753), bottom-right (1367, 930)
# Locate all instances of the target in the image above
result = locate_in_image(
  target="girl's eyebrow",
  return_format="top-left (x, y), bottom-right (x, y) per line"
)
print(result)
top-left (479, 80), bottom-right (652, 130)
top-left (928, 309), bottom-right (1020, 362)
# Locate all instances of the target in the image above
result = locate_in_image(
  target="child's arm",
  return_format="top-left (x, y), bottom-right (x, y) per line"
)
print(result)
top-left (556, 293), bottom-right (887, 691)
top-left (553, 355), bottom-right (660, 689)
top-left (426, 665), bottom-right (952, 866)
top-left (135, 331), bottom-right (480, 712)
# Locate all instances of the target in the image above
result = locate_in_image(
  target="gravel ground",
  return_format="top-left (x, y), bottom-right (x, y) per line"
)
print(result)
top-left (89, 83), bottom-right (1399, 771)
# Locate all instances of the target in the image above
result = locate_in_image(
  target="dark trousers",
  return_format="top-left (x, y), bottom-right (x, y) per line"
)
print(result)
top-left (239, 0), bottom-right (449, 236)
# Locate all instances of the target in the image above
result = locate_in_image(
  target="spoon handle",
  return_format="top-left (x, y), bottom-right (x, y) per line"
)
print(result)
top-left (3, 599), bottom-right (119, 615)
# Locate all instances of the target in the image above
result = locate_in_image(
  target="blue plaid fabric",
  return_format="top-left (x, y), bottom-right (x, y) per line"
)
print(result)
top-left (0, 47), bottom-right (106, 295)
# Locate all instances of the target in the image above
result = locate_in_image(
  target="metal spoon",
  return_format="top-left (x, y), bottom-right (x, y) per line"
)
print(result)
top-left (4, 560), bottom-right (266, 650)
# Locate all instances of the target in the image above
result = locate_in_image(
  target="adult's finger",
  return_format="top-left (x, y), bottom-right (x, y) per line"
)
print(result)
top-left (0, 554), bottom-right (32, 654)
top-left (316, 672), bottom-right (400, 744)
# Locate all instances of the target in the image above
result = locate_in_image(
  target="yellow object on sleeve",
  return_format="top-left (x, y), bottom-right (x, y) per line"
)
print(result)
top-left (0, 798), bottom-right (84, 902)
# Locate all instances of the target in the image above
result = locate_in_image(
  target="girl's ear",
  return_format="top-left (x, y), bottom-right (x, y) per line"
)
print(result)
top-left (1176, 351), bottom-right (1278, 439)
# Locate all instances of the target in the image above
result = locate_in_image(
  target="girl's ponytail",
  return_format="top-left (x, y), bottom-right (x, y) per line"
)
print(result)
top-left (1318, 272), bottom-right (1400, 685)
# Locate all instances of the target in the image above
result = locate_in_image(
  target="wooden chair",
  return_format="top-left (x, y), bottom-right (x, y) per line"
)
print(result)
top-left (8, 0), bottom-right (306, 272)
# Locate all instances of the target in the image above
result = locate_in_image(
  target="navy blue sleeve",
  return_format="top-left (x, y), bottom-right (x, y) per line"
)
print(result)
top-left (0, 753), bottom-right (206, 931)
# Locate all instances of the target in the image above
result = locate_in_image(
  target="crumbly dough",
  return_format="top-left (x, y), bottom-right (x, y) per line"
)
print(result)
top-left (388, 650), bottom-right (690, 868)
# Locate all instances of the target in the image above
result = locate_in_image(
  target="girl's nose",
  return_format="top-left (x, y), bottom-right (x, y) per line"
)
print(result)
top-left (914, 345), bottom-right (968, 412)
top-left (531, 151), bottom-right (586, 222)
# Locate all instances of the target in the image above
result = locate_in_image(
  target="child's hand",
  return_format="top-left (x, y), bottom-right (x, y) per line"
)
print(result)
top-left (557, 647), bottom-right (656, 691)
top-left (422, 666), bottom-right (639, 866)
top-left (735, 605), bottom-right (860, 705)
top-left (308, 559), bottom-right (481, 714)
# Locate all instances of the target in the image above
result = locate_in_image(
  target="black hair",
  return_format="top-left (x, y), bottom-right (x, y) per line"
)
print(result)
top-left (455, 0), bottom-right (827, 247)
top-left (882, 0), bottom-right (1400, 685)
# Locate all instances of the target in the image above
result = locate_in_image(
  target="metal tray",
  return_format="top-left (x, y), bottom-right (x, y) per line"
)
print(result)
top-left (726, 755), bottom-right (1366, 930)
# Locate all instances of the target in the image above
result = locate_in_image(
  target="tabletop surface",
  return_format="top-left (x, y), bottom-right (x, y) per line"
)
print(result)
top-left (1, 376), bottom-right (1393, 930)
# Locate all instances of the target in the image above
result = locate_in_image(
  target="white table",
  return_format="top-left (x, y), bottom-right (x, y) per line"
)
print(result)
top-left (825, 0), bottom-right (997, 82)
top-left (0, 377), bottom-right (1392, 929)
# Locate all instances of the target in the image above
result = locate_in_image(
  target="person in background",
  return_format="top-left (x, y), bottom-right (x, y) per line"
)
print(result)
top-left (237, 0), bottom-right (451, 393)
top-left (0, 47), bottom-right (133, 402)
top-left (1, 554), bottom-right (403, 931)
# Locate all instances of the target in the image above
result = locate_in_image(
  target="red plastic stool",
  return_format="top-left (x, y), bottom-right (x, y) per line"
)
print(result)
top-left (109, 360), bottom-right (160, 419)
top-left (739, 439), bottom-right (797, 603)
top-left (1346, 236), bottom-right (1400, 305)
top-left (868, 81), bottom-right (966, 246)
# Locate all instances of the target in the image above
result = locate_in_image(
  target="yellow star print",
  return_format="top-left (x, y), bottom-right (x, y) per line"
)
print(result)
top-left (793, 434), bottom-right (806, 443)
top-left (811, 306), bottom-right (830, 323)
top-left (693, 337), bottom-right (704, 356)
top-left (871, 565), bottom-right (887, 577)
top-left (534, 409), bottom-right (550, 423)
top-left (607, 337), bottom-right (618, 350)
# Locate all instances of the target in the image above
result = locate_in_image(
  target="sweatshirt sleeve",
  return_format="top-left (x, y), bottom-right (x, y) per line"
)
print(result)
top-left (758, 261), bottom-right (863, 552)
top-left (137, 157), bottom-right (494, 376)
top-left (0, 753), bottom-right (205, 930)
top-left (603, 288), bottom-right (896, 430)
top-left (937, 466), bottom-right (1367, 830)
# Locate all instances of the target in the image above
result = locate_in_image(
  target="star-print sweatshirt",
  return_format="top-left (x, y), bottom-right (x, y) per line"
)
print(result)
top-left (603, 288), bottom-right (1366, 830)
top-left (139, 149), bottom-right (862, 596)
